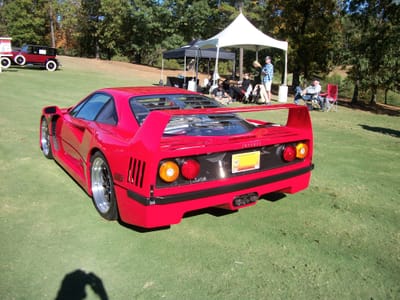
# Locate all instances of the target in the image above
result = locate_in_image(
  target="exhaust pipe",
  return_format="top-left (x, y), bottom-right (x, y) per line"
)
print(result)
top-left (233, 192), bottom-right (259, 207)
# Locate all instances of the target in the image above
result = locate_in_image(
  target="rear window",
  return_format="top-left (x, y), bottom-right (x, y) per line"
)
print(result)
top-left (129, 94), bottom-right (220, 125)
top-left (129, 94), bottom-right (254, 136)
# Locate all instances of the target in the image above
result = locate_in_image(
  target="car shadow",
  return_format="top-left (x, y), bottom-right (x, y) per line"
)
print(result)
top-left (183, 206), bottom-right (238, 219)
top-left (55, 269), bottom-right (108, 300)
top-left (359, 124), bottom-right (400, 138)
top-left (262, 192), bottom-right (287, 202)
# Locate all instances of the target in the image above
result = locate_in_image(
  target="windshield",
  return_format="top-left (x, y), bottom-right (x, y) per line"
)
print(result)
top-left (129, 94), bottom-right (255, 136)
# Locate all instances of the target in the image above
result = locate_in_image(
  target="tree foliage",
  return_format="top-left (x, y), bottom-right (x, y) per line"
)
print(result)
top-left (345, 0), bottom-right (400, 103)
top-left (0, 0), bottom-right (399, 104)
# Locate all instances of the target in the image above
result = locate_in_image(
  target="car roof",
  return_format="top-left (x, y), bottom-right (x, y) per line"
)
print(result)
top-left (98, 86), bottom-right (199, 98)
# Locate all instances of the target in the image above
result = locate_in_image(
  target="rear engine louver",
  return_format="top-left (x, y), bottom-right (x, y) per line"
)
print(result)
top-left (128, 157), bottom-right (146, 188)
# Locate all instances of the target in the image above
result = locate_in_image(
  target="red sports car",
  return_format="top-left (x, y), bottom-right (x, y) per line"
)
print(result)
top-left (40, 86), bottom-right (313, 228)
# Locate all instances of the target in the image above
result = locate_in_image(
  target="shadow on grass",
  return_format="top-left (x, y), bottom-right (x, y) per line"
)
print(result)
top-left (359, 124), bottom-right (400, 138)
top-left (183, 206), bottom-right (238, 219)
top-left (55, 269), bottom-right (108, 300)
top-left (262, 192), bottom-right (287, 202)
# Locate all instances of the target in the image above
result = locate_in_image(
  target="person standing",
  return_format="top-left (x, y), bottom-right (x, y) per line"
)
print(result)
top-left (262, 56), bottom-right (274, 103)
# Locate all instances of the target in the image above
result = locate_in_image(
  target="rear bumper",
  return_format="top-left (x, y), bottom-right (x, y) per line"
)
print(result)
top-left (116, 164), bottom-right (314, 228)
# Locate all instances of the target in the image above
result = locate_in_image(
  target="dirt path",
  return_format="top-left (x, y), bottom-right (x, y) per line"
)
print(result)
top-left (58, 55), bottom-right (208, 84)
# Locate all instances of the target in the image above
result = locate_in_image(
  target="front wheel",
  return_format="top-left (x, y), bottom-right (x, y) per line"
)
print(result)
top-left (90, 152), bottom-right (118, 221)
top-left (40, 117), bottom-right (53, 159)
top-left (46, 60), bottom-right (57, 71)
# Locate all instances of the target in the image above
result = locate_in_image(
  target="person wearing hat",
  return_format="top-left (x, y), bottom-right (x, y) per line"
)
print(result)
top-left (262, 56), bottom-right (274, 103)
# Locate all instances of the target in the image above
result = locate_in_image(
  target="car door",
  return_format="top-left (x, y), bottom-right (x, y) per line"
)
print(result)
top-left (60, 92), bottom-right (115, 173)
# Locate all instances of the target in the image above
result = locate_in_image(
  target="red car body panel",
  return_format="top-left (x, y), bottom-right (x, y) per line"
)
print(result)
top-left (40, 86), bottom-right (314, 228)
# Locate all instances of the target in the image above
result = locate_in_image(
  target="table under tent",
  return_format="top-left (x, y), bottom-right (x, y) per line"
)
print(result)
top-left (161, 40), bottom-right (236, 91)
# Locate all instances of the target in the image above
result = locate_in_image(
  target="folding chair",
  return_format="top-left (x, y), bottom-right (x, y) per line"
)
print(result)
top-left (320, 84), bottom-right (338, 112)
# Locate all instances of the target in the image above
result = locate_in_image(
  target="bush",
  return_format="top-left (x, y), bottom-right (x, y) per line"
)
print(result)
top-left (163, 59), bottom-right (181, 70)
top-left (111, 55), bottom-right (130, 63)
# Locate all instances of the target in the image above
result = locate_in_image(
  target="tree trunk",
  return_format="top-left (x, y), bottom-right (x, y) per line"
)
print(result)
top-left (370, 93), bottom-right (377, 104)
top-left (351, 80), bottom-right (359, 104)
top-left (49, 3), bottom-right (56, 48)
top-left (384, 88), bottom-right (388, 105)
top-left (369, 86), bottom-right (378, 105)
top-left (292, 69), bottom-right (301, 89)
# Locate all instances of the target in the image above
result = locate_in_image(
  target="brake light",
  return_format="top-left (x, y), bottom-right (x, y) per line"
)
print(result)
top-left (181, 159), bottom-right (200, 180)
top-left (159, 161), bottom-right (179, 182)
top-left (296, 143), bottom-right (308, 159)
top-left (282, 145), bottom-right (296, 162)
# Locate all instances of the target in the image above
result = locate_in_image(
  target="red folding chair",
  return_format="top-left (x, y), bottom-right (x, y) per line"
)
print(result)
top-left (320, 84), bottom-right (338, 112)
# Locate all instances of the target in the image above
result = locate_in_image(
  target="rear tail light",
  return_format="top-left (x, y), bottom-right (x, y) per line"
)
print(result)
top-left (159, 158), bottom-right (201, 183)
top-left (159, 161), bottom-right (179, 182)
top-left (283, 142), bottom-right (309, 162)
top-left (282, 145), bottom-right (296, 162)
top-left (181, 159), bottom-right (200, 180)
top-left (296, 143), bottom-right (308, 159)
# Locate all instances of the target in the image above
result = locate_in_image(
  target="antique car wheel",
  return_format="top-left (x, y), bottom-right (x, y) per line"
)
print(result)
top-left (1, 57), bottom-right (11, 69)
top-left (46, 60), bottom-right (57, 71)
top-left (14, 54), bottom-right (26, 65)
top-left (40, 117), bottom-right (53, 159)
top-left (90, 152), bottom-right (118, 220)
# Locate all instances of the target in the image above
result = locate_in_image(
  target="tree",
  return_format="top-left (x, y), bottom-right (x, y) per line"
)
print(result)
top-left (266, 0), bottom-right (341, 87)
top-left (346, 0), bottom-right (400, 104)
top-left (0, 0), bottom-right (49, 46)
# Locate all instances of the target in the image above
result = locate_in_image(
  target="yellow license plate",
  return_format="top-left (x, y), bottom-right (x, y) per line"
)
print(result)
top-left (232, 151), bottom-right (260, 173)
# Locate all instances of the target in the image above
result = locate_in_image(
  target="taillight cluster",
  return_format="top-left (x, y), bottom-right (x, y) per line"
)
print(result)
top-left (282, 142), bottom-right (309, 162)
top-left (159, 159), bottom-right (200, 183)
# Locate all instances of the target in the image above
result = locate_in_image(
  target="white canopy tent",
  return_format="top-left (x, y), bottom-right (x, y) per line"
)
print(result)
top-left (195, 13), bottom-right (289, 101)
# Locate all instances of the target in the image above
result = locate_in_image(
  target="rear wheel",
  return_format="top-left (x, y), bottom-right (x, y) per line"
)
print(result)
top-left (1, 57), bottom-right (11, 69)
top-left (90, 152), bottom-right (118, 220)
top-left (40, 117), bottom-right (53, 159)
top-left (14, 54), bottom-right (26, 65)
top-left (46, 60), bottom-right (57, 71)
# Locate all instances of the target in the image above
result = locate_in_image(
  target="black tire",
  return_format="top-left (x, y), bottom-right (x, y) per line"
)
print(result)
top-left (90, 152), bottom-right (119, 220)
top-left (1, 57), bottom-right (11, 69)
top-left (40, 117), bottom-right (53, 159)
top-left (14, 54), bottom-right (26, 65)
top-left (46, 60), bottom-right (57, 71)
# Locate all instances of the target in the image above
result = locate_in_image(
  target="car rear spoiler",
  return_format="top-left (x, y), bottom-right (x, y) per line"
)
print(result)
top-left (132, 104), bottom-right (312, 153)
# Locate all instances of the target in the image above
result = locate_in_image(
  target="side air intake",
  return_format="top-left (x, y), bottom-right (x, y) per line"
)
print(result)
top-left (127, 157), bottom-right (146, 188)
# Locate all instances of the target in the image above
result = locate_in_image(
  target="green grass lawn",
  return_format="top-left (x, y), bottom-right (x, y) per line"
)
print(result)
top-left (1, 61), bottom-right (399, 300)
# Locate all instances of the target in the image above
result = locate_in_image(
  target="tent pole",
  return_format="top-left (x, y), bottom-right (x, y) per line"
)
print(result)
top-left (184, 55), bottom-right (187, 87)
top-left (239, 48), bottom-right (243, 80)
top-left (213, 47), bottom-right (220, 86)
top-left (161, 58), bottom-right (164, 85)
top-left (284, 50), bottom-right (288, 86)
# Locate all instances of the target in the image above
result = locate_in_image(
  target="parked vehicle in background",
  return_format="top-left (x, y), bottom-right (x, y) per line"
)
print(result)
top-left (0, 37), bottom-right (13, 69)
top-left (12, 44), bottom-right (59, 71)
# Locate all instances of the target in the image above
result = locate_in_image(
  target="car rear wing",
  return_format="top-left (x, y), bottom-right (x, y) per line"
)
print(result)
top-left (131, 104), bottom-right (312, 153)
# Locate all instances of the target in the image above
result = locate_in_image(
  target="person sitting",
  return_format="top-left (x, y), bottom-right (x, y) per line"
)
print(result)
top-left (241, 73), bottom-right (253, 102)
top-left (229, 73), bottom-right (253, 102)
top-left (295, 79), bottom-right (323, 109)
top-left (211, 80), bottom-right (232, 105)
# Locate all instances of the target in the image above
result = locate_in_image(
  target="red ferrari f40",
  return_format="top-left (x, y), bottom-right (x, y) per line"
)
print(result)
top-left (40, 86), bottom-right (313, 228)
